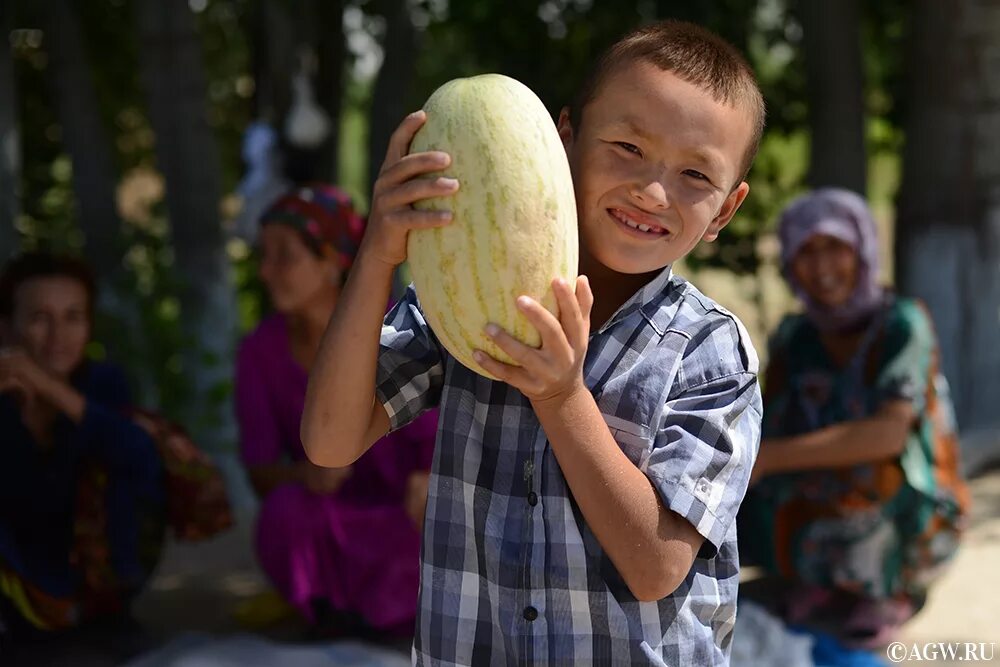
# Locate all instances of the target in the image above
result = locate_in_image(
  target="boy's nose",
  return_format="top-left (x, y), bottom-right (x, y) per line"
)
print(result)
top-left (630, 179), bottom-right (670, 209)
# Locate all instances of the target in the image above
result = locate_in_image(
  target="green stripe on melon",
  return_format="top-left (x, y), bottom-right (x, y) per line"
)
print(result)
top-left (407, 74), bottom-right (579, 379)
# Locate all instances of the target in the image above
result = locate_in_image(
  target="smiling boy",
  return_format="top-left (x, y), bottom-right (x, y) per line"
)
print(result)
top-left (301, 20), bottom-right (765, 666)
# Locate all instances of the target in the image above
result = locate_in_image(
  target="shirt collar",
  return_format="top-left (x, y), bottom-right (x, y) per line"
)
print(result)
top-left (596, 264), bottom-right (674, 335)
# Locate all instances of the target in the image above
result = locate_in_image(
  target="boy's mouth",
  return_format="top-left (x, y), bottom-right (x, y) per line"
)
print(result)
top-left (608, 208), bottom-right (669, 238)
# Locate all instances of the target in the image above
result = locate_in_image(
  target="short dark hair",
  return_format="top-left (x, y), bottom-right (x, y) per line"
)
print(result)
top-left (0, 251), bottom-right (97, 320)
top-left (569, 20), bottom-right (766, 182)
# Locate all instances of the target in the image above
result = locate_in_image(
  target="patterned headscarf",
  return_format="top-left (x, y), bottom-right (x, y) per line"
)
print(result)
top-left (260, 183), bottom-right (366, 270)
top-left (778, 188), bottom-right (886, 333)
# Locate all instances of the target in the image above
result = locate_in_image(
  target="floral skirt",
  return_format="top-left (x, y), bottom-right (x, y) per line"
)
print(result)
top-left (739, 460), bottom-right (967, 600)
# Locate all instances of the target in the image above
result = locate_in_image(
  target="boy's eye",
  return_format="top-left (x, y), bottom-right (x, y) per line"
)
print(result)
top-left (614, 142), bottom-right (643, 157)
top-left (683, 169), bottom-right (710, 182)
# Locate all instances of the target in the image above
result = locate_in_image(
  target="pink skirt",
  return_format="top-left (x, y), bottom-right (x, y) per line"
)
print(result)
top-left (254, 482), bottom-right (422, 634)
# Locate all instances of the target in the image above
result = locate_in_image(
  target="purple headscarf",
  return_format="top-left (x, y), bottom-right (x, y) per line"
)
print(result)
top-left (778, 187), bottom-right (886, 333)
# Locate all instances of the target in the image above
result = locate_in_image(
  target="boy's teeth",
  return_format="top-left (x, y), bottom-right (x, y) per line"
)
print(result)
top-left (615, 210), bottom-right (662, 234)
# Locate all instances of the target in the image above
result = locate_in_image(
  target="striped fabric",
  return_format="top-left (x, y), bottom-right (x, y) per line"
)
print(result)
top-left (374, 267), bottom-right (762, 666)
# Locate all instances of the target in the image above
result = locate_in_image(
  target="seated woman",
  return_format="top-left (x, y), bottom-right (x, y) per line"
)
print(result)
top-left (236, 184), bottom-right (436, 640)
top-left (741, 188), bottom-right (970, 647)
top-left (0, 252), bottom-right (165, 640)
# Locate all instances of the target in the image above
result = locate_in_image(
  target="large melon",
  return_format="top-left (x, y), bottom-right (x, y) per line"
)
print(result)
top-left (407, 74), bottom-right (579, 379)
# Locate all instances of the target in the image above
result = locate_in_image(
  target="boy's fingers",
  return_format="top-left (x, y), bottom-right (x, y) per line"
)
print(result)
top-left (484, 323), bottom-right (536, 366)
top-left (472, 350), bottom-right (532, 389)
top-left (379, 175), bottom-right (459, 211)
top-left (553, 279), bottom-right (583, 348)
top-left (517, 295), bottom-right (565, 352)
top-left (381, 209), bottom-right (453, 230)
top-left (383, 110), bottom-right (427, 167)
top-left (577, 275), bottom-right (594, 322)
top-left (375, 152), bottom-right (451, 196)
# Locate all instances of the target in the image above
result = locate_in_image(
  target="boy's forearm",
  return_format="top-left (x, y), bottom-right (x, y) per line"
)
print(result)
top-left (301, 252), bottom-right (395, 467)
top-left (532, 387), bottom-right (701, 602)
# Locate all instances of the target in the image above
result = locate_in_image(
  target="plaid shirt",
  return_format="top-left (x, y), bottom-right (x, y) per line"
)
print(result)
top-left (375, 267), bottom-right (761, 666)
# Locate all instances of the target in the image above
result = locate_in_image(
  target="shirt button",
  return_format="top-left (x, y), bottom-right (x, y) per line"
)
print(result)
top-left (523, 606), bottom-right (538, 621)
top-left (527, 491), bottom-right (538, 506)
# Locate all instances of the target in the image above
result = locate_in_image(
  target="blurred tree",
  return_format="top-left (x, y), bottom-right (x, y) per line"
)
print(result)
top-left (895, 0), bottom-right (1000, 470)
top-left (314, 0), bottom-right (347, 183)
top-left (383, 0), bottom-right (778, 275)
top-left (135, 0), bottom-right (237, 447)
top-left (0, 3), bottom-right (19, 260)
top-left (250, 0), bottom-right (348, 185)
top-left (797, 0), bottom-right (866, 193)
top-left (250, 0), bottom-right (295, 124)
top-left (42, 0), bottom-right (145, 361)
top-left (367, 0), bottom-right (419, 197)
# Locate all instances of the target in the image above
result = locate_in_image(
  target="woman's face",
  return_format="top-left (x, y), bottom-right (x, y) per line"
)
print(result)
top-left (9, 276), bottom-right (91, 379)
top-left (257, 224), bottom-right (340, 314)
top-left (790, 234), bottom-right (860, 309)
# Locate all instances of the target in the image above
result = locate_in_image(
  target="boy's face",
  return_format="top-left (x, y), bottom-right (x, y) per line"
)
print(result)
top-left (559, 61), bottom-right (752, 276)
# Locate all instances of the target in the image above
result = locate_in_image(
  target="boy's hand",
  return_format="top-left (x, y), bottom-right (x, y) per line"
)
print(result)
top-left (361, 110), bottom-right (459, 268)
top-left (474, 276), bottom-right (594, 405)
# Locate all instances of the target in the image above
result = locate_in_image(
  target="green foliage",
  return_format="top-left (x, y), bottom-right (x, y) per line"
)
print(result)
top-left (404, 0), bottom-right (813, 274)
top-left (11, 0), bottom-right (254, 429)
top-left (8, 0), bottom-right (911, 432)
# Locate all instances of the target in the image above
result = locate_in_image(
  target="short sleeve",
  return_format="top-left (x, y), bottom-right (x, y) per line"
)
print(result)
top-left (235, 337), bottom-right (283, 467)
top-left (875, 300), bottom-right (935, 414)
top-left (374, 285), bottom-right (445, 433)
top-left (645, 371), bottom-right (762, 559)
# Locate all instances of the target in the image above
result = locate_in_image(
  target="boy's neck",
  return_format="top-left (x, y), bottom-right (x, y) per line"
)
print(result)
top-left (580, 250), bottom-right (664, 331)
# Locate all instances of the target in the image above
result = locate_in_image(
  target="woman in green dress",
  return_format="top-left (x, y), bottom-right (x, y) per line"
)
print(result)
top-left (742, 188), bottom-right (969, 647)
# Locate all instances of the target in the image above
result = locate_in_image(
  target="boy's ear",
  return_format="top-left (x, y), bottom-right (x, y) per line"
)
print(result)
top-left (702, 181), bottom-right (750, 242)
top-left (557, 107), bottom-right (574, 152)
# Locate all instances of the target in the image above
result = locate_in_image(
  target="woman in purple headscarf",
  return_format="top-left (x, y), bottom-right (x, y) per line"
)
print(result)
top-left (235, 184), bottom-right (437, 639)
top-left (740, 188), bottom-right (969, 647)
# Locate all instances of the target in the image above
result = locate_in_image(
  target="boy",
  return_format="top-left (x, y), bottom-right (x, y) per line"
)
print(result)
top-left (302, 20), bottom-right (765, 666)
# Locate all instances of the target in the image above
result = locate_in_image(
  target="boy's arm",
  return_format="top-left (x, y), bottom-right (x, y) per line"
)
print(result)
top-left (477, 279), bottom-right (760, 602)
top-left (301, 111), bottom-right (458, 467)
top-left (301, 253), bottom-right (396, 467)
top-left (531, 386), bottom-right (706, 602)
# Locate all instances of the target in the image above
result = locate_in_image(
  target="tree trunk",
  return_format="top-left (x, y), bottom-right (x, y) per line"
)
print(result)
top-left (0, 2), bottom-right (19, 261)
top-left (135, 0), bottom-right (237, 449)
top-left (250, 0), bottom-right (294, 124)
top-left (367, 0), bottom-right (419, 298)
top-left (798, 0), bottom-right (867, 194)
top-left (43, 0), bottom-right (147, 382)
top-left (896, 0), bottom-right (1000, 473)
top-left (314, 0), bottom-right (346, 183)
top-left (367, 0), bottom-right (418, 198)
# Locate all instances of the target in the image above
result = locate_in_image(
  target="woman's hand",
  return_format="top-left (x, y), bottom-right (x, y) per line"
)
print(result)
top-left (0, 348), bottom-right (47, 403)
top-left (0, 348), bottom-right (86, 421)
